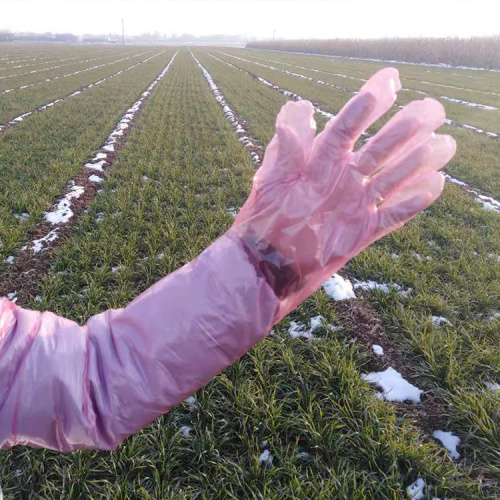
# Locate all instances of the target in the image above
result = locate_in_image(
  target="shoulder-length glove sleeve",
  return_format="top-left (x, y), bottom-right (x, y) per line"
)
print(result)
top-left (0, 67), bottom-right (456, 452)
top-left (0, 231), bottom-right (280, 451)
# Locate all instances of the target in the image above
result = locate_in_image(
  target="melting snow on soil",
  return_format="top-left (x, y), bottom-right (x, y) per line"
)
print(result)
top-left (288, 315), bottom-right (330, 340)
top-left (322, 274), bottom-right (356, 300)
top-left (362, 367), bottom-right (422, 403)
top-left (432, 430), bottom-right (461, 459)
top-left (44, 184), bottom-right (85, 224)
top-left (372, 345), bottom-right (384, 356)
top-left (191, 51), bottom-right (261, 165)
top-left (354, 279), bottom-right (411, 298)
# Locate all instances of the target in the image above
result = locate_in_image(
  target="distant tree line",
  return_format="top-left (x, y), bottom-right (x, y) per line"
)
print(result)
top-left (0, 30), bottom-right (248, 44)
top-left (0, 30), bottom-right (14, 42)
top-left (247, 35), bottom-right (500, 70)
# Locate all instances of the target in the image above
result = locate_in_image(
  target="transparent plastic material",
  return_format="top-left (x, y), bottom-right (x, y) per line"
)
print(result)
top-left (0, 68), bottom-right (455, 451)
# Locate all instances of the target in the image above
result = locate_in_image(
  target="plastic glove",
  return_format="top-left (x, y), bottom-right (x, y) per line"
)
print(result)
top-left (0, 67), bottom-right (455, 452)
top-left (233, 67), bottom-right (455, 321)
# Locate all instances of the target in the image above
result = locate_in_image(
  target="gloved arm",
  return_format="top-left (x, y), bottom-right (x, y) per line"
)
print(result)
top-left (0, 68), bottom-right (456, 452)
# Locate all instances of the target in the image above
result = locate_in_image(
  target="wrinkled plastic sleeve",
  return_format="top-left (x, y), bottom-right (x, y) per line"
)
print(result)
top-left (0, 230), bottom-right (279, 451)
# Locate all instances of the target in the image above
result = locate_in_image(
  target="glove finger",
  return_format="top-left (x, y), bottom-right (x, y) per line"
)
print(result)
top-left (371, 171), bottom-right (445, 242)
top-left (307, 68), bottom-right (400, 184)
top-left (275, 100), bottom-right (316, 159)
top-left (255, 125), bottom-right (306, 185)
top-left (353, 98), bottom-right (446, 176)
top-left (368, 133), bottom-right (456, 201)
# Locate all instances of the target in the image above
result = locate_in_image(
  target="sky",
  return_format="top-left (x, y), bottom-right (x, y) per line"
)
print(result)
top-left (1, 0), bottom-right (499, 39)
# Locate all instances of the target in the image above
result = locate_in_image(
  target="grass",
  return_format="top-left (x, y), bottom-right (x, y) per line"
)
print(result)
top-left (218, 48), bottom-right (500, 135)
top-left (0, 44), bottom-right (499, 498)
top-left (214, 49), bottom-right (500, 201)
top-left (0, 49), bottom-right (175, 262)
top-left (241, 47), bottom-right (500, 94)
top-left (0, 47), bottom-right (146, 90)
top-left (203, 46), bottom-right (500, 493)
top-left (0, 49), bottom-right (164, 124)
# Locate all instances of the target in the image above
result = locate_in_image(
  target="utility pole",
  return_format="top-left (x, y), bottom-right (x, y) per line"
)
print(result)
top-left (122, 18), bottom-right (125, 45)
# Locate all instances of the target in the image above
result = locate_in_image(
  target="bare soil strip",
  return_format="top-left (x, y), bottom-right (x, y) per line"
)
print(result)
top-left (0, 51), bottom-right (179, 305)
top-left (0, 50), bottom-right (167, 134)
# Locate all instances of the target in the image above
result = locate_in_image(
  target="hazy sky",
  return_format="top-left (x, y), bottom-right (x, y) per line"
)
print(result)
top-left (1, 0), bottom-right (499, 39)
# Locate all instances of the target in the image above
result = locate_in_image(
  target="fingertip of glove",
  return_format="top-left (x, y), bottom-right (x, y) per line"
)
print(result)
top-left (423, 98), bottom-right (446, 124)
top-left (361, 67), bottom-right (401, 99)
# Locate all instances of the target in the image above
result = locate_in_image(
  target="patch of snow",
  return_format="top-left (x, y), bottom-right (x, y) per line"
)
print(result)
top-left (362, 367), bottom-right (422, 403)
top-left (226, 207), bottom-right (239, 218)
top-left (437, 94), bottom-right (497, 110)
top-left (288, 321), bottom-right (314, 340)
top-left (407, 478), bottom-right (426, 500)
top-left (354, 279), bottom-right (411, 298)
top-left (288, 315), bottom-right (331, 340)
top-left (184, 396), bottom-right (196, 405)
top-left (29, 229), bottom-right (59, 254)
top-left (180, 425), bottom-right (193, 437)
top-left (4, 256), bottom-right (15, 265)
top-left (85, 160), bottom-right (107, 172)
top-left (7, 292), bottom-right (18, 304)
top-left (44, 185), bottom-right (84, 224)
top-left (432, 430), bottom-right (460, 459)
top-left (322, 274), bottom-right (356, 300)
top-left (484, 381), bottom-right (500, 392)
top-left (296, 451), bottom-right (310, 459)
top-left (432, 316), bottom-right (452, 327)
top-left (258, 449), bottom-right (273, 467)
top-left (89, 175), bottom-right (104, 184)
top-left (372, 345), bottom-right (384, 356)
top-left (444, 118), bottom-right (499, 140)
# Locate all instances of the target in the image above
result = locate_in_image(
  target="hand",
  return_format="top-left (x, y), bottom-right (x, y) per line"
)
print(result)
top-left (231, 68), bottom-right (456, 321)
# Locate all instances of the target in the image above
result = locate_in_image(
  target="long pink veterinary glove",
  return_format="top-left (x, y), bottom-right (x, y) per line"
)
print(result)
top-left (234, 67), bottom-right (456, 321)
top-left (0, 68), bottom-right (455, 452)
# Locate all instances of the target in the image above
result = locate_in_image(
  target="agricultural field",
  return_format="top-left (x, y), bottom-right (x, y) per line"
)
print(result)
top-left (0, 41), bottom-right (500, 499)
